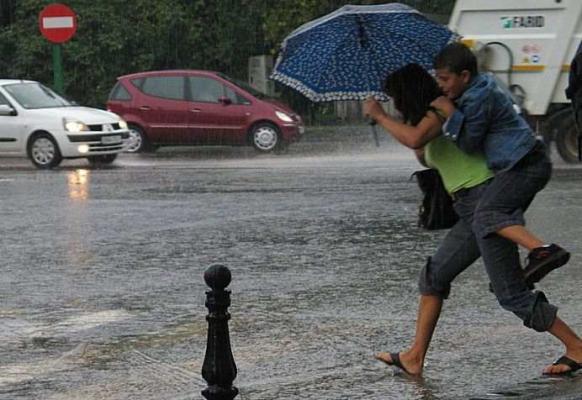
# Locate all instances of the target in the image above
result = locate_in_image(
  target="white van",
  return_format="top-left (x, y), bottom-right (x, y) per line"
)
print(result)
top-left (0, 79), bottom-right (129, 169)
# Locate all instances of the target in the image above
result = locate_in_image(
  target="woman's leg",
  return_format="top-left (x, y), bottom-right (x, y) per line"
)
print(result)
top-left (377, 218), bottom-right (480, 375)
top-left (377, 294), bottom-right (443, 375)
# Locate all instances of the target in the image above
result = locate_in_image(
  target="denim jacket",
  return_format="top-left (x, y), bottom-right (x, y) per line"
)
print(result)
top-left (442, 73), bottom-right (536, 172)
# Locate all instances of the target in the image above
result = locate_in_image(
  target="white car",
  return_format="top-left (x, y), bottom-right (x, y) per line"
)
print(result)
top-left (0, 79), bottom-right (130, 169)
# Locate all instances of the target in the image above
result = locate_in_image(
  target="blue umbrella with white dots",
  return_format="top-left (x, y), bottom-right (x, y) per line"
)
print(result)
top-left (271, 3), bottom-right (458, 102)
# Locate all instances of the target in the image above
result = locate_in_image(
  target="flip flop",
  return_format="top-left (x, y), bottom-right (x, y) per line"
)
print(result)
top-left (375, 352), bottom-right (411, 375)
top-left (545, 355), bottom-right (582, 375)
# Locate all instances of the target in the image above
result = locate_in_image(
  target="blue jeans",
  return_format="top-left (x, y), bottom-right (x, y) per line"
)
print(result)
top-left (419, 168), bottom-right (557, 332)
top-left (472, 140), bottom-right (552, 239)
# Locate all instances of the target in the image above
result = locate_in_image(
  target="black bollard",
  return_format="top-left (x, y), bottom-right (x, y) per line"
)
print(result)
top-left (201, 264), bottom-right (238, 400)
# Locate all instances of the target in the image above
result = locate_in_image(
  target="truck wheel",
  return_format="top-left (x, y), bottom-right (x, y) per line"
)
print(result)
top-left (556, 113), bottom-right (581, 163)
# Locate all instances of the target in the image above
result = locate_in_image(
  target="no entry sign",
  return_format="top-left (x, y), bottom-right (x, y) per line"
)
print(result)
top-left (39, 3), bottom-right (77, 43)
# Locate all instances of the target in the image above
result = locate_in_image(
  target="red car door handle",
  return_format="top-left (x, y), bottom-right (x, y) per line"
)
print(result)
top-left (190, 108), bottom-right (202, 113)
top-left (139, 106), bottom-right (151, 111)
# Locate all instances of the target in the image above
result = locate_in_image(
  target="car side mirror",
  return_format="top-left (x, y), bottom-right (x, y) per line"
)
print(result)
top-left (0, 104), bottom-right (16, 116)
top-left (218, 96), bottom-right (232, 106)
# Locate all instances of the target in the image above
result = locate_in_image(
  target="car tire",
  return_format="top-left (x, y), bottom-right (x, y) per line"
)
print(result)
top-left (88, 154), bottom-right (118, 165)
top-left (556, 113), bottom-right (581, 163)
top-left (27, 133), bottom-right (63, 169)
top-left (251, 122), bottom-right (281, 153)
top-left (126, 124), bottom-right (155, 153)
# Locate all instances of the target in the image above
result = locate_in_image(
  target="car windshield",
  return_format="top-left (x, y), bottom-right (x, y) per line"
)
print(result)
top-left (3, 82), bottom-right (74, 109)
top-left (217, 73), bottom-right (270, 99)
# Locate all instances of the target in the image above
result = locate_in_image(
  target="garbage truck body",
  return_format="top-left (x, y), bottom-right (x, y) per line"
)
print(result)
top-left (448, 0), bottom-right (582, 162)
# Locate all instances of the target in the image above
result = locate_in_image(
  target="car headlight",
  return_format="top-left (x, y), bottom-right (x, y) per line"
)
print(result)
top-left (275, 111), bottom-right (293, 123)
top-left (64, 119), bottom-right (89, 132)
top-left (118, 119), bottom-right (128, 130)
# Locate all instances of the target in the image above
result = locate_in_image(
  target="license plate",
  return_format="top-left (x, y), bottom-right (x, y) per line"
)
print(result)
top-left (101, 135), bottom-right (121, 144)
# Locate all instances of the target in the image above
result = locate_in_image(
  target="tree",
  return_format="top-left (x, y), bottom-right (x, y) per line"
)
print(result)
top-left (0, 0), bottom-right (456, 112)
top-left (263, 0), bottom-right (456, 55)
top-left (0, 0), bottom-right (270, 107)
top-left (0, 0), bottom-right (17, 26)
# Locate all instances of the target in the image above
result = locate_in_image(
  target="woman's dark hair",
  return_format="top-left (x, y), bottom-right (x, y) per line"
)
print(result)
top-left (384, 63), bottom-right (442, 125)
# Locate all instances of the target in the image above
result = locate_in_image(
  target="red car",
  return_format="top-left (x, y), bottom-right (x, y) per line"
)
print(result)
top-left (107, 70), bottom-right (304, 153)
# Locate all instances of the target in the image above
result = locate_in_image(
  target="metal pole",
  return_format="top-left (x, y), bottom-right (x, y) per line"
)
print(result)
top-left (52, 44), bottom-right (64, 94)
top-left (201, 264), bottom-right (238, 400)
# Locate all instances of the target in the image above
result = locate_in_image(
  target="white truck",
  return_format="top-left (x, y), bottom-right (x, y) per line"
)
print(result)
top-left (448, 0), bottom-right (582, 162)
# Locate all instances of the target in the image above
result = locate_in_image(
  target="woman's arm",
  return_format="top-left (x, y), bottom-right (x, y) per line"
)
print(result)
top-left (414, 147), bottom-right (428, 167)
top-left (363, 98), bottom-right (442, 149)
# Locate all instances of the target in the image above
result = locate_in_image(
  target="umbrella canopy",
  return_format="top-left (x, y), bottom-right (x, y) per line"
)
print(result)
top-left (271, 3), bottom-right (459, 102)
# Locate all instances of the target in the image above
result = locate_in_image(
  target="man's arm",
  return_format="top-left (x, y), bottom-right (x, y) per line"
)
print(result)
top-left (431, 94), bottom-right (490, 154)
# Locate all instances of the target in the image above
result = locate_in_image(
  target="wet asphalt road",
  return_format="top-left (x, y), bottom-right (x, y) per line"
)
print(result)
top-left (0, 130), bottom-right (582, 399)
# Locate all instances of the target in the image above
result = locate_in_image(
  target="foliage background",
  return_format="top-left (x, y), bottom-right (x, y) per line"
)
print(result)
top-left (0, 0), bottom-right (455, 109)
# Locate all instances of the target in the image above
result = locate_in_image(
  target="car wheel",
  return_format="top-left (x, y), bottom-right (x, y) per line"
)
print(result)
top-left (251, 123), bottom-right (280, 152)
top-left (88, 154), bottom-right (118, 165)
top-left (27, 133), bottom-right (63, 169)
top-left (556, 113), bottom-right (581, 163)
top-left (126, 125), bottom-right (153, 153)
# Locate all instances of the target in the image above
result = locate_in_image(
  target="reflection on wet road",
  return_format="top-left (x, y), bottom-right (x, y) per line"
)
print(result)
top-left (0, 139), bottom-right (581, 399)
top-left (67, 169), bottom-right (90, 201)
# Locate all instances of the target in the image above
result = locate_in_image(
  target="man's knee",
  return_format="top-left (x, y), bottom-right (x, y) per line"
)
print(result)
top-left (472, 207), bottom-right (524, 239)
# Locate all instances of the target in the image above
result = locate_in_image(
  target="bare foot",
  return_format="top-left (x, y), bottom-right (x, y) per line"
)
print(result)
top-left (375, 351), bottom-right (423, 376)
top-left (543, 347), bottom-right (582, 375)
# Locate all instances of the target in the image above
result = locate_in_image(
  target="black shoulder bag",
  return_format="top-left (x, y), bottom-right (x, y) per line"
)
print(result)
top-left (412, 169), bottom-right (458, 230)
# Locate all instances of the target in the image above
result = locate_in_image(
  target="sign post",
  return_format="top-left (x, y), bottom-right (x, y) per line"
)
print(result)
top-left (38, 3), bottom-right (77, 93)
top-left (52, 45), bottom-right (64, 94)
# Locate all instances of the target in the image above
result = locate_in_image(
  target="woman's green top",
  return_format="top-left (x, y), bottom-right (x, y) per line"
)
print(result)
top-left (425, 136), bottom-right (493, 194)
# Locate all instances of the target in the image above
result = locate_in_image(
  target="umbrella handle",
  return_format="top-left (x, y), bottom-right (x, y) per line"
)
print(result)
top-left (364, 117), bottom-right (380, 147)
top-left (370, 123), bottom-right (380, 147)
